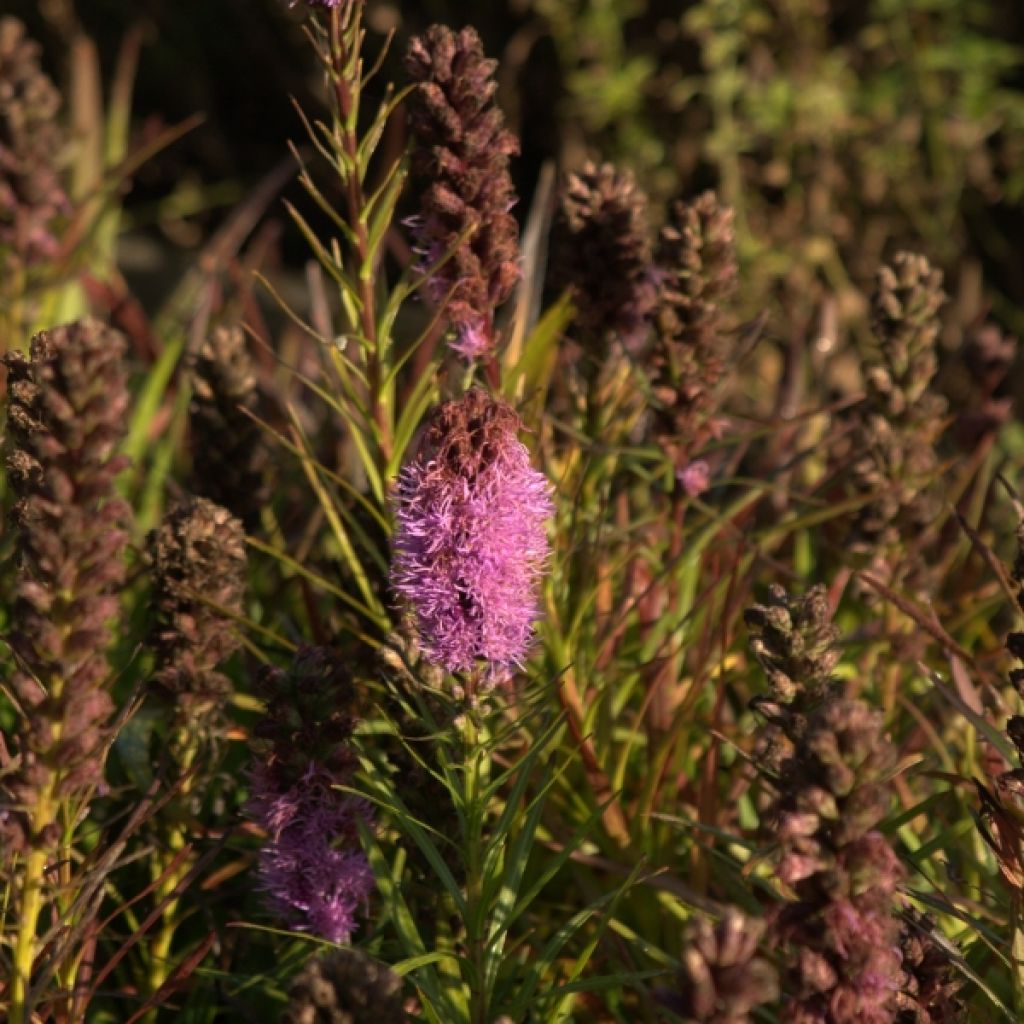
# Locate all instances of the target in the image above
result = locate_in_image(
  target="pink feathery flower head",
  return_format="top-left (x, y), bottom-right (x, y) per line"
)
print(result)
top-left (676, 459), bottom-right (711, 498)
top-left (391, 390), bottom-right (554, 674)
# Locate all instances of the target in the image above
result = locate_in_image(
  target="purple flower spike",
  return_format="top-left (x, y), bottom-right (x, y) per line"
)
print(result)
top-left (250, 764), bottom-right (373, 945)
top-left (391, 391), bottom-right (554, 674)
top-left (244, 648), bottom-right (373, 944)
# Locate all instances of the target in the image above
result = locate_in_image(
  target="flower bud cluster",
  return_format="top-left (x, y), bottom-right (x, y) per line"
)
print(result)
top-left (0, 319), bottom-right (131, 852)
top-left (404, 26), bottom-right (520, 359)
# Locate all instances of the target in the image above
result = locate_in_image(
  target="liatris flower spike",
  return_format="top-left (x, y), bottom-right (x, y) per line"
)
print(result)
top-left (390, 390), bottom-right (553, 676)
top-left (839, 252), bottom-right (946, 561)
top-left (2, 318), bottom-right (130, 1019)
top-left (1, 318), bottom-right (131, 853)
top-left (770, 698), bottom-right (907, 1024)
top-left (404, 26), bottom-right (521, 360)
top-left (146, 497), bottom-right (247, 718)
top-left (550, 161), bottom-right (656, 354)
top-left (189, 325), bottom-right (266, 531)
top-left (0, 18), bottom-right (67, 272)
top-left (649, 190), bottom-right (738, 466)
top-left (245, 648), bottom-right (374, 944)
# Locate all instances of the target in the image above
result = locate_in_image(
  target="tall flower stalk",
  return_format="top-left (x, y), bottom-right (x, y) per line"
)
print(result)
top-left (747, 584), bottom-right (907, 1024)
top-left (288, 0), bottom-right (405, 484)
top-left (1, 318), bottom-right (131, 1024)
top-left (143, 496), bottom-right (246, 1006)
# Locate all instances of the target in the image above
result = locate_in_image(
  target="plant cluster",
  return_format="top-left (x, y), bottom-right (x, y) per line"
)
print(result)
top-left (1, 2), bottom-right (1024, 1023)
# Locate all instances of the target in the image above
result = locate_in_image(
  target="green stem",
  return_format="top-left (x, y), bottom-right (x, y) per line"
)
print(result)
top-left (10, 640), bottom-right (74, 1024)
top-left (1014, 891), bottom-right (1024, 1016)
top-left (461, 705), bottom-right (490, 1024)
top-left (329, 6), bottom-right (392, 475)
top-left (142, 727), bottom-right (197, 1021)
top-left (9, 784), bottom-right (58, 1024)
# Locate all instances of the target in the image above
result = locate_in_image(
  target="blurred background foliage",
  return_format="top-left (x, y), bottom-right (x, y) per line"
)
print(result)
top-left (8, 0), bottom-right (1024, 347)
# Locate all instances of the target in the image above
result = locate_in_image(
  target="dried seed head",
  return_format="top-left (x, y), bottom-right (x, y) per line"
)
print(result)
top-left (282, 948), bottom-right (405, 1024)
top-left (146, 497), bottom-right (246, 716)
top-left (550, 161), bottom-right (656, 353)
top-left (405, 25), bottom-right (520, 358)
top-left (189, 326), bottom-right (266, 530)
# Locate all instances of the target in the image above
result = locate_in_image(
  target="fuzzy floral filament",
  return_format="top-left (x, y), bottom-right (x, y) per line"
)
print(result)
top-left (390, 390), bottom-right (553, 677)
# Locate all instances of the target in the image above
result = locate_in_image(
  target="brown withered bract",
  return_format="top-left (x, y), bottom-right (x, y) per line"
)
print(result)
top-left (415, 387), bottom-right (523, 481)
